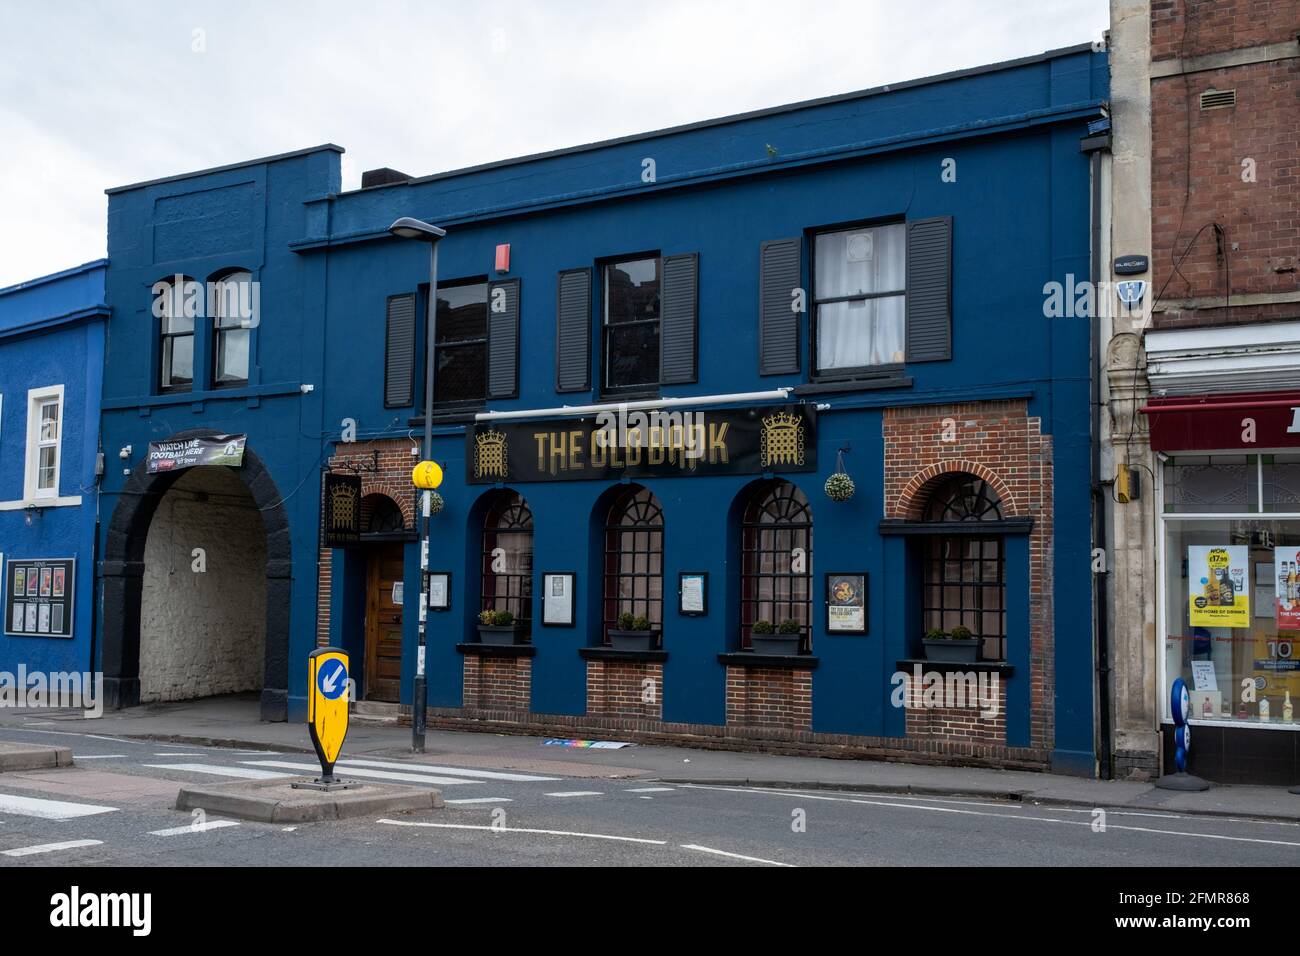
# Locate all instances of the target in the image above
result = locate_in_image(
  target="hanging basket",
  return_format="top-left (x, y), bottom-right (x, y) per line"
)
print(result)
top-left (824, 472), bottom-right (855, 502)
top-left (427, 490), bottom-right (445, 516)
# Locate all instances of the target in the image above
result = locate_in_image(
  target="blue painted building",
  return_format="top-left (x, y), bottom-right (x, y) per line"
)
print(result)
top-left (98, 44), bottom-right (1106, 774)
top-left (0, 260), bottom-right (108, 680)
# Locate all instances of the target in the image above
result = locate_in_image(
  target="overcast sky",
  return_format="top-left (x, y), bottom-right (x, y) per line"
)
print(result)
top-left (0, 0), bottom-right (1107, 287)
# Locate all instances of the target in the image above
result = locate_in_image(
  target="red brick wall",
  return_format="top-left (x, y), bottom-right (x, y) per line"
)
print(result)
top-left (1150, 0), bottom-right (1300, 329)
top-left (901, 671), bottom-right (1009, 744)
top-left (586, 661), bottom-right (663, 719)
top-left (883, 400), bottom-right (1052, 753)
top-left (462, 656), bottom-right (531, 711)
top-left (725, 667), bottom-right (812, 730)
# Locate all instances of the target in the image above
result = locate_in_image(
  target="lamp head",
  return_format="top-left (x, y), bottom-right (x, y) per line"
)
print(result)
top-left (389, 217), bottom-right (446, 242)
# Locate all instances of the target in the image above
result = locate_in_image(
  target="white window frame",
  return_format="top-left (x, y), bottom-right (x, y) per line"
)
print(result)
top-left (24, 384), bottom-right (64, 501)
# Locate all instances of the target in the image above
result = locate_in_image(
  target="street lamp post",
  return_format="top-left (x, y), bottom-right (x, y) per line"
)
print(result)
top-left (388, 217), bottom-right (446, 754)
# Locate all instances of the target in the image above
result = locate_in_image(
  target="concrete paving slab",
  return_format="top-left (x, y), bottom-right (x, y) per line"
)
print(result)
top-left (174, 777), bottom-right (443, 823)
top-left (0, 741), bottom-right (73, 772)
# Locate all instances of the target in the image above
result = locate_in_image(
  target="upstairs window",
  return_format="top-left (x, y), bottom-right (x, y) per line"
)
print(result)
top-left (434, 280), bottom-right (488, 405)
top-left (157, 277), bottom-right (194, 392)
top-left (813, 222), bottom-right (906, 374)
top-left (25, 385), bottom-right (63, 500)
top-left (212, 270), bottom-right (253, 388)
top-left (602, 256), bottom-right (660, 394)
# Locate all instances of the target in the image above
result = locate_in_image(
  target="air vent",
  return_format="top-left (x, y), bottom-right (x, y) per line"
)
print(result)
top-left (1199, 89), bottom-right (1236, 110)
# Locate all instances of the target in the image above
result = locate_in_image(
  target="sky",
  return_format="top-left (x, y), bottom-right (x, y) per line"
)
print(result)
top-left (0, 0), bottom-right (1108, 287)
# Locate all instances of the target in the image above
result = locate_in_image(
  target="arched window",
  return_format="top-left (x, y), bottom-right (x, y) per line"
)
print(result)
top-left (741, 480), bottom-right (813, 652)
top-left (364, 495), bottom-right (405, 534)
top-left (922, 474), bottom-right (1007, 661)
top-left (155, 276), bottom-right (194, 392)
top-left (603, 487), bottom-right (663, 644)
top-left (211, 270), bottom-right (253, 388)
top-left (481, 492), bottom-right (534, 630)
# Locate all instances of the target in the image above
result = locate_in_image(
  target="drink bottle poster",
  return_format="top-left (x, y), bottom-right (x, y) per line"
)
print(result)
top-left (1188, 545), bottom-right (1249, 628)
top-left (1272, 547), bottom-right (1300, 629)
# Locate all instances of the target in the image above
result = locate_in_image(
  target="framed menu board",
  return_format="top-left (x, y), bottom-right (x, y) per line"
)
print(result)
top-left (4, 558), bottom-right (74, 639)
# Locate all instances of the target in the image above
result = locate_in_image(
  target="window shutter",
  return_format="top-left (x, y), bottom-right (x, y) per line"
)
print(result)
top-left (759, 238), bottom-right (801, 375)
top-left (384, 293), bottom-right (416, 408)
top-left (487, 278), bottom-right (520, 398)
top-left (555, 268), bottom-right (591, 392)
top-left (659, 253), bottom-right (698, 385)
top-left (905, 216), bottom-right (952, 363)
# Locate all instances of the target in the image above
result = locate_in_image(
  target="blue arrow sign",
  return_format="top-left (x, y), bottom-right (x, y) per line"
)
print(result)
top-left (317, 659), bottom-right (348, 700)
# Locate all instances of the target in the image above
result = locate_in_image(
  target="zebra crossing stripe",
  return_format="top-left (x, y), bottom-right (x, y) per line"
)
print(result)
top-left (244, 761), bottom-right (478, 786)
top-left (0, 793), bottom-right (118, 820)
top-left (336, 758), bottom-right (562, 782)
top-left (3, 839), bottom-right (103, 857)
top-left (150, 820), bottom-right (241, 836)
top-left (143, 763), bottom-right (293, 780)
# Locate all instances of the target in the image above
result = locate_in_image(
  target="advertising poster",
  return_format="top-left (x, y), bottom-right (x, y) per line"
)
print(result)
top-left (1188, 545), bottom-right (1249, 628)
top-left (1273, 547), bottom-right (1300, 629)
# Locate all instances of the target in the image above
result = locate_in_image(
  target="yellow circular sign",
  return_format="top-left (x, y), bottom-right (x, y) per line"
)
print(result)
top-left (412, 460), bottom-right (444, 489)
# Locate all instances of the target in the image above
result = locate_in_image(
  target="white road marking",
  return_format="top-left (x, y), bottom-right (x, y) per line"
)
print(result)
top-left (443, 797), bottom-right (515, 805)
top-left (245, 760), bottom-right (477, 786)
top-left (681, 785), bottom-right (1300, 849)
top-left (15, 729), bottom-right (135, 744)
top-left (378, 819), bottom-right (666, 844)
top-left (624, 787), bottom-right (675, 793)
top-left (152, 752), bottom-right (204, 757)
top-left (545, 791), bottom-right (603, 798)
top-left (0, 794), bottom-right (118, 820)
top-left (69, 754), bottom-right (127, 760)
top-left (150, 820), bottom-right (241, 836)
top-left (681, 844), bottom-right (794, 866)
top-left (2, 839), bottom-right (103, 857)
top-left (143, 763), bottom-right (292, 780)
top-left (335, 758), bottom-right (562, 782)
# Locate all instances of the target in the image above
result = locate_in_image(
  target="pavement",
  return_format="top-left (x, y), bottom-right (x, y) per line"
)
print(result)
top-left (4, 693), bottom-right (1300, 824)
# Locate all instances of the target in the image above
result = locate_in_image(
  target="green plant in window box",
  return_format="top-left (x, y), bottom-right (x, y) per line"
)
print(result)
top-left (752, 618), bottom-right (802, 656)
top-left (610, 611), bottom-right (659, 651)
top-left (923, 625), bottom-right (981, 663)
top-left (752, 620), bottom-right (775, 635)
top-left (477, 606), bottom-right (527, 646)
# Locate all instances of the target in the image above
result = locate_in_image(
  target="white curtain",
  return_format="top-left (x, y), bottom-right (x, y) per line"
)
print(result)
top-left (815, 223), bottom-right (906, 369)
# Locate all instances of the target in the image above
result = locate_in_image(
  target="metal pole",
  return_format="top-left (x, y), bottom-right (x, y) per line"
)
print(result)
top-left (413, 239), bottom-right (439, 753)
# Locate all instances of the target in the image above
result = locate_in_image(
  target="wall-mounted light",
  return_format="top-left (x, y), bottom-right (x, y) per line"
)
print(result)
top-left (24, 504), bottom-right (37, 527)
top-left (495, 243), bottom-right (511, 274)
top-left (119, 444), bottom-right (132, 459)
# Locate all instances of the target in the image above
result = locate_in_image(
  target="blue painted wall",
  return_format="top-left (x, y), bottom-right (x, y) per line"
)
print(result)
top-left (0, 260), bottom-right (108, 677)
top-left (100, 44), bottom-right (1105, 768)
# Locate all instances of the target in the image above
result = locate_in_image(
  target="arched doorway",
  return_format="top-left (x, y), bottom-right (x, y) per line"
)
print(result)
top-left (100, 430), bottom-right (291, 721)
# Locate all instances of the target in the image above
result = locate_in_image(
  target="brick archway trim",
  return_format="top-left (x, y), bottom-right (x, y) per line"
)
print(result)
top-left (895, 459), bottom-right (1019, 520)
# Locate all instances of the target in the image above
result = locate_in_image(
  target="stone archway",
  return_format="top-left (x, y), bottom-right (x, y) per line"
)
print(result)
top-left (100, 429), bottom-right (292, 721)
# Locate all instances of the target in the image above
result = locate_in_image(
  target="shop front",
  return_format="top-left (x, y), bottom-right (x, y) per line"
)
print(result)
top-left (1147, 393), bottom-right (1300, 784)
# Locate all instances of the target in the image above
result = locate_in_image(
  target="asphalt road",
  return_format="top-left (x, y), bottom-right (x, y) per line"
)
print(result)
top-left (1, 726), bottom-right (1298, 867)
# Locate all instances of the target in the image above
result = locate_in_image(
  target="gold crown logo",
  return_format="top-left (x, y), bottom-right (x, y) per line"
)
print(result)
top-left (760, 410), bottom-right (805, 467)
top-left (475, 430), bottom-right (509, 479)
top-left (328, 481), bottom-right (357, 529)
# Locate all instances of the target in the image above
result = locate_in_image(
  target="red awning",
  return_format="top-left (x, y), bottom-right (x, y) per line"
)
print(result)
top-left (1142, 391), bottom-right (1300, 452)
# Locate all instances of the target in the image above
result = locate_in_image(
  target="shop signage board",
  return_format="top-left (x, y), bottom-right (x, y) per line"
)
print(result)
top-left (1188, 545), bottom-right (1249, 628)
top-left (1146, 392), bottom-right (1300, 451)
top-left (467, 405), bottom-right (817, 484)
top-left (4, 557), bottom-right (75, 639)
top-left (322, 472), bottom-right (362, 547)
top-left (147, 434), bottom-right (246, 473)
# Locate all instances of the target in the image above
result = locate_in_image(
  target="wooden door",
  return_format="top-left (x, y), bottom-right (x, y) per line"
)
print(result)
top-left (364, 542), bottom-right (405, 702)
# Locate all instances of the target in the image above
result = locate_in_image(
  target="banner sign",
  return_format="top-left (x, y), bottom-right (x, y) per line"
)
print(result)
top-left (147, 434), bottom-right (246, 474)
top-left (467, 405), bottom-right (817, 484)
top-left (1188, 545), bottom-right (1249, 628)
top-left (322, 472), bottom-right (362, 547)
top-left (1274, 547), bottom-right (1300, 629)
top-left (4, 558), bottom-right (75, 639)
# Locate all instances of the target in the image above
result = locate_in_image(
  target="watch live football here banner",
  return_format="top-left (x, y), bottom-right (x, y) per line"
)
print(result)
top-left (1188, 545), bottom-right (1249, 628)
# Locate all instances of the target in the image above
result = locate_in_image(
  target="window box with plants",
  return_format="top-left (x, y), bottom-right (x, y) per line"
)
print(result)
top-left (922, 626), bottom-right (980, 663)
top-left (750, 618), bottom-right (802, 656)
top-left (477, 609), bottom-right (528, 645)
top-left (608, 613), bottom-right (660, 650)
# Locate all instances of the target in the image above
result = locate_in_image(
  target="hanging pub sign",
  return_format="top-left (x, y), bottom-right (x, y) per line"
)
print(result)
top-left (322, 472), bottom-right (362, 547)
top-left (147, 434), bottom-right (247, 473)
top-left (4, 558), bottom-right (75, 639)
top-left (467, 404), bottom-right (817, 483)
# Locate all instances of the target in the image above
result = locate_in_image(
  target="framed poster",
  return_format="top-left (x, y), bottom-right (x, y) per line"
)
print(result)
top-left (678, 572), bottom-right (708, 616)
top-left (826, 572), bottom-right (868, 634)
top-left (4, 557), bottom-right (75, 639)
top-left (542, 572), bottom-right (576, 626)
top-left (1188, 545), bottom-right (1249, 627)
top-left (428, 572), bottom-right (451, 611)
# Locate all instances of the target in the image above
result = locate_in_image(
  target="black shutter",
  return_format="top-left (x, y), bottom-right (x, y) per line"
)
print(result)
top-left (384, 292), bottom-right (416, 408)
top-left (487, 278), bottom-right (520, 398)
top-left (556, 268), bottom-right (591, 392)
top-left (905, 216), bottom-right (953, 362)
top-left (659, 253), bottom-right (698, 385)
top-left (759, 238), bottom-right (801, 375)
